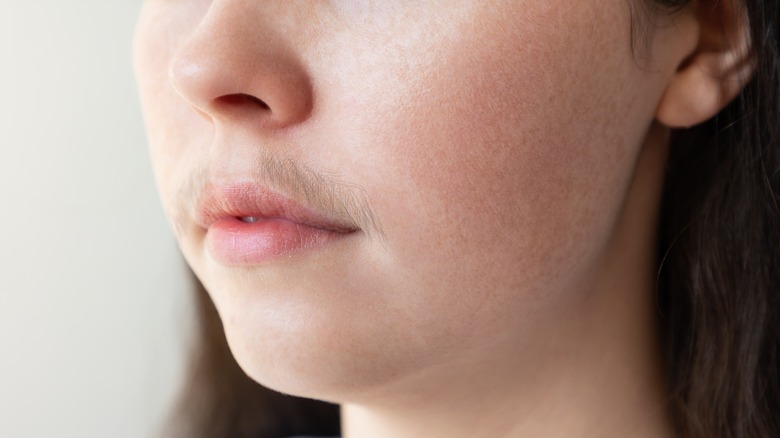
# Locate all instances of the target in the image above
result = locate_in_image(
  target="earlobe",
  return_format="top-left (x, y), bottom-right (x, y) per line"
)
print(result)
top-left (655, 1), bottom-right (753, 129)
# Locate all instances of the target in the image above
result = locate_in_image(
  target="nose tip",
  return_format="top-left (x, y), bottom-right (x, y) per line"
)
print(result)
top-left (167, 15), bottom-right (314, 129)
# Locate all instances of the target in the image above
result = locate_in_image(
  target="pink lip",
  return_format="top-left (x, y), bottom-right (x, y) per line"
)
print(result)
top-left (195, 183), bottom-right (358, 266)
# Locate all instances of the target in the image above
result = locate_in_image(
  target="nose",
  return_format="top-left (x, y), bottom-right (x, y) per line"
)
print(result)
top-left (168, 2), bottom-right (313, 129)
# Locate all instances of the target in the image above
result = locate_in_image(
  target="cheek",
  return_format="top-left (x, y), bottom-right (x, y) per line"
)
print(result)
top-left (328, 0), bottom-right (651, 328)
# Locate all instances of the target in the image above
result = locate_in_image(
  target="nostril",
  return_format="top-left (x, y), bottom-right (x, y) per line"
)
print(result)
top-left (217, 93), bottom-right (271, 110)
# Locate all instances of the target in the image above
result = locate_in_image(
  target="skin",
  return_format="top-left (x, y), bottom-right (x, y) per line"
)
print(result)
top-left (134, 1), bottom-right (748, 436)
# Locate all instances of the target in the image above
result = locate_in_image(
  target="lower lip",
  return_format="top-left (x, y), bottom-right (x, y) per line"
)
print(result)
top-left (206, 217), bottom-right (351, 266)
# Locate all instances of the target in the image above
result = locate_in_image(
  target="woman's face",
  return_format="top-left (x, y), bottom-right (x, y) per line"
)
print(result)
top-left (135, 1), bottom-right (677, 401)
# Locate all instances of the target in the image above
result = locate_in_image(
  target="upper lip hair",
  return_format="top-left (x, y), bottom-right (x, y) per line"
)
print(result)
top-left (194, 182), bottom-right (359, 233)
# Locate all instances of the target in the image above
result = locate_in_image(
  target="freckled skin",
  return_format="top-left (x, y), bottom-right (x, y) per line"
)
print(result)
top-left (135, 1), bottom-right (689, 436)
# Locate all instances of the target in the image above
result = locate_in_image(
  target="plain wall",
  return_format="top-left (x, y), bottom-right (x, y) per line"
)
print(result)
top-left (0, 2), bottom-right (189, 437)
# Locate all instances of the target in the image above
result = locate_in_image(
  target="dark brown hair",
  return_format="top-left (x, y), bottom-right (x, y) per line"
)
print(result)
top-left (654, 0), bottom-right (780, 435)
top-left (162, 1), bottom-right (780, 436)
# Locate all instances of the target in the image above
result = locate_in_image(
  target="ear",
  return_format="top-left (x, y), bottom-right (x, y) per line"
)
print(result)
top-left (655, 0), bottom-right (753, 128)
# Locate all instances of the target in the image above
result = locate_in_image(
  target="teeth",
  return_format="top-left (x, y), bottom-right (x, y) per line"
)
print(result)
top-left (240, 216), bottom-right (261, 223)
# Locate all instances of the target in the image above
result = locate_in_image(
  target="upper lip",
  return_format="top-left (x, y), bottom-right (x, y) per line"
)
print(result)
top-left (194, 182), bottom-right (359, 233)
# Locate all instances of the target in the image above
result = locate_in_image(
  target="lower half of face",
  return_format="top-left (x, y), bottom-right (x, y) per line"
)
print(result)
top-left (135, 0), bottom-right (668, 402)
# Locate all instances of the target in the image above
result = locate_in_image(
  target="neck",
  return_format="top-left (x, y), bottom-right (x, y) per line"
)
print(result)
top-left (341, 123), bottom-right (674, 438)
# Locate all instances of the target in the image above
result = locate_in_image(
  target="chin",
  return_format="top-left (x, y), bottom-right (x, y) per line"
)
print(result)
top-left (211, 284), bottom-right (418, 404)
top-left (222, 321), bottom-right (409, 404)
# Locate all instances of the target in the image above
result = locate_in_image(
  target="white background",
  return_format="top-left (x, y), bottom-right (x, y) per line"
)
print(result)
top-left (0, 2), bottom-right (188, 437)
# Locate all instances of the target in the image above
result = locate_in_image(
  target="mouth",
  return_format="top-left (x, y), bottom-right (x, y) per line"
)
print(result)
top-left (195, 183), bottom-right (359, 266)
